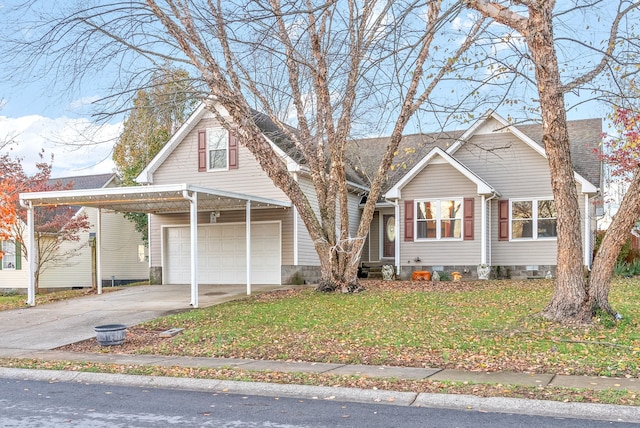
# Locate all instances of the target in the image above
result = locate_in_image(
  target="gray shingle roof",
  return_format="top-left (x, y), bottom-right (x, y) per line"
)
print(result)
top-left (251, 110), bottom-right (368, 187)
top-left (48, 173), bottom-right (117, 190)
top-left (345, 118), bottom-right (602, 192)
top-left (517, 118), bottom-right (602, 189)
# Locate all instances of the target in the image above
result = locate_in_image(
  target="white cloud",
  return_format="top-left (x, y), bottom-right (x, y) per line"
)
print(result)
top-left (0, 115), bottom-right (122, 178)
top-left (68, 95), bottom-right (101, 111)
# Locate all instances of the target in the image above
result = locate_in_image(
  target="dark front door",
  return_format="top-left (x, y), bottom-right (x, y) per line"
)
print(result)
top-left (383, 215), bottom-right (396, 259)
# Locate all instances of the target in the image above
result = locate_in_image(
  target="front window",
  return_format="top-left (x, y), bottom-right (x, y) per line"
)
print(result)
top-left (207, 128), bottom-right (228, 170)
top-left (511, 199), bottom-right (556, 239)
top-left (1, 240), bottom-right (16, 270)
top-left (416, 199), bottom-right (462, 240)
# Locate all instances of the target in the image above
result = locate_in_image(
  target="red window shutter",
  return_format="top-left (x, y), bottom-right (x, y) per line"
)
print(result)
top-left (463, 197), bottom-right (474, 240)
top-left (198, 130), bottom-right (207, 172)
top-left (498, 199), bottom-right (509, 241)
top-left (404, 200), bottom-right (414, 242)
top-left (228, 130), bottom-right (239, 170)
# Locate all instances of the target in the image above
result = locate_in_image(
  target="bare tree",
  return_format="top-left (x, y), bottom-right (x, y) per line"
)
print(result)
top-left (2, 0), bottom-right (492, 291)
top-left (465, 0), bottom-right (640, 322)
top-left (0, 153), bottom-right (91, 292)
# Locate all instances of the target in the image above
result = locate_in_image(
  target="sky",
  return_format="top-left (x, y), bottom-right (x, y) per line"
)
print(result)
top-left (0, 85), bottom-right (122, 178)
top-left (0, 1), bottom-right (622, 180)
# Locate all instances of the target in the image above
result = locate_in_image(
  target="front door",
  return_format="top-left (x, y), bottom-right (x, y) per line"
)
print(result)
top-left (383, 215), bottom-right (396, 259)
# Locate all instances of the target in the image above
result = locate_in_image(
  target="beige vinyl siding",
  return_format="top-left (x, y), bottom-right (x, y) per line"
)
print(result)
top-left (293, 178), bottom-right (362, 266)
top-left (346, 191), bottom-right (362, 239)
top-left (0, 241), bottom-right (28, 288)
top-left (40, 209), bottom-right (147, 288)
top-left (400, 163), bottom-right (481, 266)
top-left (454, 130), bottom-right (586, 265)
top-left (152, 117), bottom-right (288, 202)
top-left (363, 211), bottom-right (380, 262)
top-left (149, 207), bottom-right (294, 271)
top-left (453, 131), bottom-right (553, 195)
top-left (38, 235), bottom-right (91, 288)
top-left (296, 177), bottom-right (320, 266)
top-left (97, 211), bottom-right (148, 282)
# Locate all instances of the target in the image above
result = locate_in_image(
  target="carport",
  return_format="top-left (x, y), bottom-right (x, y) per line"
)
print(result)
top-left (19, 183), bottom-right (291, 307)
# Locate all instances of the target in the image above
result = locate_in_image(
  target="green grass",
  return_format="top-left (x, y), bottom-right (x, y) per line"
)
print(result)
top-left (138, 278), bottom-right (640, 377)
top-left (0, 289), bottom-right (91, 310)
top-left (0, 286), bottom-right (128, 310)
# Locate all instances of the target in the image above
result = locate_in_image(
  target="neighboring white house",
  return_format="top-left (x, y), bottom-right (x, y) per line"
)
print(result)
top-left (0, 173), bottom-right (148, 290)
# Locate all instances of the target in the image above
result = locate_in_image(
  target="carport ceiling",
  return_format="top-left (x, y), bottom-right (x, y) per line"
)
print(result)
top-left (20, 183), bottom-right (291, 213)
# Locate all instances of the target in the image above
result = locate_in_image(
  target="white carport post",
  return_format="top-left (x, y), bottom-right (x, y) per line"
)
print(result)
top-left (96, 208), bottom-right (103, 294)
top-left (25, 202), bottom-right (36, 306)
top-left (184, 190), bottom-right (199, 308)
top-left (246, 200), bottom-right (251, 295)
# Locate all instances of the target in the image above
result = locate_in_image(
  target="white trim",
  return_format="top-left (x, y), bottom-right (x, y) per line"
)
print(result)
top-left (206, 127), bottom-right (230, 172)
top-left (481, 195), bottom-right (486, 265)
top-left (394, 203), bottom-right (400, 273)
top-left (293, 173), bottom-right (299, 266)
top-left (26, 203), bottom-right (35, 306)
top-left (384, 147), bottom-right (495, 199)
top-left (414, 198), bottom-right (464, 241)
top-left (96, 208), bottom-right (102, 295)
top-left (509, 198), bottom-right (558, 241)
top-left (246, 201), bottom-right (251, 295)
top-left (584, 193), bottom-right (590, 267)
top-left (20, 183), bottom-right (291, 212)
top-left (378, 213), bottom-right (383, 261)
top-left (293, 206), bottom-right (299, 266)
top-left (183, 190), bottom-right (199, 308)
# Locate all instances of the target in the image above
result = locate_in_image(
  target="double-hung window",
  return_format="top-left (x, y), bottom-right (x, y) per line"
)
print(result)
top-left (511, 198), bottom-right (557, 239)
top-left (1, 240), bottom-right (17, 270)
top-left (207, 128), bottom-right (228, 170)
top-left (416, 199), bottom-right (462, 240)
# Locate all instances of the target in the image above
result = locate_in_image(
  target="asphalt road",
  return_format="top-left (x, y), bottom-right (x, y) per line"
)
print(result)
top-left (1, 377), bottom-right (635, 428)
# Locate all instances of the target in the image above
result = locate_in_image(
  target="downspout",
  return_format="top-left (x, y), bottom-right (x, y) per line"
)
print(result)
top-left (19, 199), bottom-right (36, 306)
top-left (182, 190), bottom-right (198, 308)
top-left (384, 197), bottom-right (400, 276)
top-left (584, 193), bottom-right (592, 269)
top-left (292, 173), bottom-right (298, 267)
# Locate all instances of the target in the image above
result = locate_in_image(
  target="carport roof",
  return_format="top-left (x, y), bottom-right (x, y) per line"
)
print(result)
top-left (19, 183), bottom-right (291, 213)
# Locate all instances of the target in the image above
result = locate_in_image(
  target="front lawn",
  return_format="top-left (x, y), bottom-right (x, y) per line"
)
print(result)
top-left (122, 278), bottom-right (640, 377)
top-left (0, 289), bottom-right (95, 310)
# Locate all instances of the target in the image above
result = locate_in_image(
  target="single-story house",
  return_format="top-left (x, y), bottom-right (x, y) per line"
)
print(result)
top-left (18, 102), bottom-right (601, 304)
top-left (1, 173), bottom-right (148, 291)
top-left (352, 112), bottom-right (601, 279)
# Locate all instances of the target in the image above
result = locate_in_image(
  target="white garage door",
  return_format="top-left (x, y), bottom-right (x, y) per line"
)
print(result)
top-left (165, 222), bottom-right (281, 285)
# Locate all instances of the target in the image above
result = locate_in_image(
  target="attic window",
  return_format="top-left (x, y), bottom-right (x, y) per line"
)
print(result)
top-left (207, 128), bottom-right (229, 170)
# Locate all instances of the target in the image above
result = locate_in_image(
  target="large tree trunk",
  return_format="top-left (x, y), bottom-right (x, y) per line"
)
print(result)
top-left (524, 5), bottom-right (591, 323)
top-left (589, 168), bottom-right (640, 316)
top-left (314, 240), bottom-right (363, 293)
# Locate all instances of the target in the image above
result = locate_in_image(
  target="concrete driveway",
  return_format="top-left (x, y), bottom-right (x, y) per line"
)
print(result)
top-left (0, 284), bottom-right (288, 351)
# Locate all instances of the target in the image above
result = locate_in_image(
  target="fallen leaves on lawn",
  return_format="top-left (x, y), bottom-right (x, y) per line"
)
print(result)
top-left (56, 279), bottom-right (640, 378)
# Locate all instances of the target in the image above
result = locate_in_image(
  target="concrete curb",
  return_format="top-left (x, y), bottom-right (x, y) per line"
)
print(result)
top-left (413, 393), bottom-right (640, 423)
top-left (2, 367), bottom-right (639, 423)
